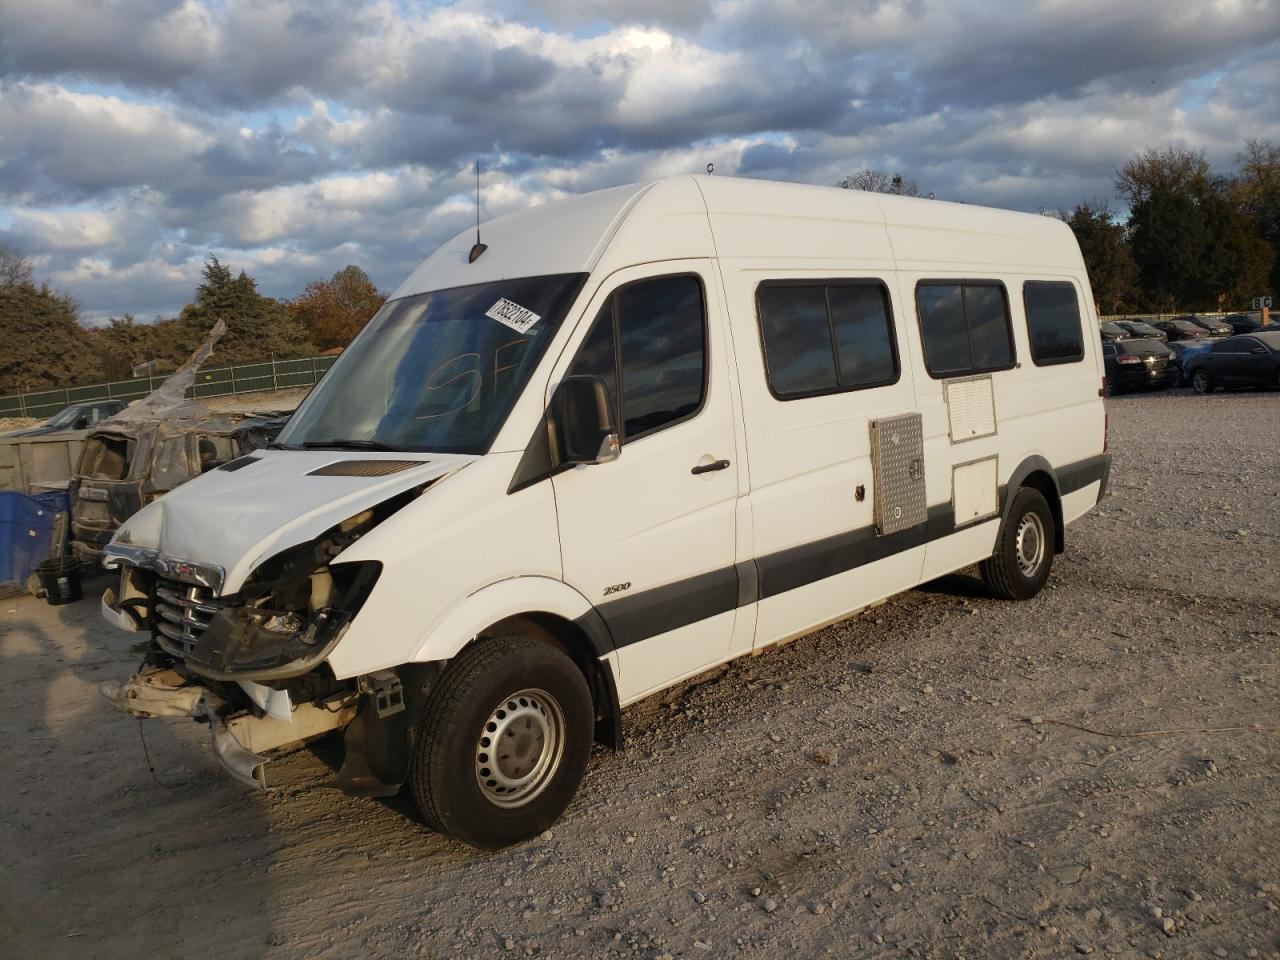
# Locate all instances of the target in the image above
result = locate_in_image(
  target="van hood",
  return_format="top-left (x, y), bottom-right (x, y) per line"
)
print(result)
top-left (109, 450), bottom-right (477, 595)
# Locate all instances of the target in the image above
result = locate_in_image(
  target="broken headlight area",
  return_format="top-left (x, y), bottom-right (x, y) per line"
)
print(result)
top-left (179, 559), bottom-right (381, 681)
top-left (130, 491), bottom-right (423, 681)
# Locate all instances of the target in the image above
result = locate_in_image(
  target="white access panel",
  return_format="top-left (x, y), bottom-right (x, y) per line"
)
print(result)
top-left (952, 456), bottom-right (999, 527)
top-left (944, 375), bottom-right (997, 443)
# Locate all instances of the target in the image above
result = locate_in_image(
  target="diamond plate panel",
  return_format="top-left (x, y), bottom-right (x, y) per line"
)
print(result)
top-left (869, 412), bottom-right (927, 536)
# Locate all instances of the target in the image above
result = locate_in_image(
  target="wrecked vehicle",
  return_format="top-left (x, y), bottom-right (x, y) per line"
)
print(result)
top-left (68, 320), bottom-right (287, 565)
top-left (70, 412), bottom-right (286, 565)
top-left (100, 176), bottom-right (1110, 849)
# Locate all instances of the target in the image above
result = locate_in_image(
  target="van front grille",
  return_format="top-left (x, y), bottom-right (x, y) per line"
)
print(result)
top-left (154, 578), bottom-right (221, 655)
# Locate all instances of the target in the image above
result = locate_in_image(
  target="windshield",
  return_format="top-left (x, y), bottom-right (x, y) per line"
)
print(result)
top-left (46, 406), bottom-right (82, 428)
top-left (277, 273), bottom-right (586, 455)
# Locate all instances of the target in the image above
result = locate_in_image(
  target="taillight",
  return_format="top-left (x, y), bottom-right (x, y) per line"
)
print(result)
top-left (1116, 355), bottom-right (1141, 365)
top-left (1104, 411), bottom-right (1109, 452)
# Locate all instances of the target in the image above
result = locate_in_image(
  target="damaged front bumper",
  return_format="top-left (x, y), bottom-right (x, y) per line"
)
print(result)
top-left (102, 666), bottom-right (358, 789)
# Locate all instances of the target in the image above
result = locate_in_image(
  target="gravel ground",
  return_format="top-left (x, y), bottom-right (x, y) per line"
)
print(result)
top-left (2, 390), bottom-right (1278, 960)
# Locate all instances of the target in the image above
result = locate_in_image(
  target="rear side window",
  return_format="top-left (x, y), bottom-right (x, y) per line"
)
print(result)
top-left (1211, 338), bottom-right (1242, 353)
top-left (915, 281), bottom-right (1015, 378)
top-left (1023, 281), bottom-right (1084, 366)
top-left (756, 281), bottom-right (899, 399)
top-left (566, 274), bottom-right (706, 443)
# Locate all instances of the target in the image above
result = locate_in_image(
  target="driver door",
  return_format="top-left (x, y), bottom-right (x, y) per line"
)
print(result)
top-left (549, 263), bottom-right (742, 705)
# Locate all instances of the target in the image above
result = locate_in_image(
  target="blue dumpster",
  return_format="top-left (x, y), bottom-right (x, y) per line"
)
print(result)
top-left (0, 491), bottom-right (60, 589)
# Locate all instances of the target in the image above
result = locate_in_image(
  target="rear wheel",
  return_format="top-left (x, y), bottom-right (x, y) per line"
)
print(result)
top-left (410, 636), bottom-right (594, 848)
top-left (981, 487), bottom-right (1055, 601)
top-left (1191, 369), bottom-right (1214, 394)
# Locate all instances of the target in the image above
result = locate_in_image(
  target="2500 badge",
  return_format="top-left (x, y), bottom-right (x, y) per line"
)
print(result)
top-left (602, 582), bottom-right (631, 596)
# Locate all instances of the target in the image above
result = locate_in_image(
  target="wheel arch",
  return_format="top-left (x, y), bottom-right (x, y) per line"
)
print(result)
top-left (1003, 455), bottom-right (1065, 555)
top-left (411, 577), bottom-right (622, 749)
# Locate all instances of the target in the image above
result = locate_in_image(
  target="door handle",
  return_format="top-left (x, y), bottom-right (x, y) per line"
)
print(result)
top-left (691, 459), bottom-right (731, 475)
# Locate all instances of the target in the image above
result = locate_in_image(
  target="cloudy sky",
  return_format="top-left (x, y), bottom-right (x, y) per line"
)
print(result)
top-left (2, 0), bottom-right (1278, 323)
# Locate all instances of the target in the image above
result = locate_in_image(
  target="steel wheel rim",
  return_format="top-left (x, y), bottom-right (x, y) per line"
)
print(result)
top-left (1015, 512), bottom-right (1046, 578)
top-left (475, 688), bottom-right (565, 808)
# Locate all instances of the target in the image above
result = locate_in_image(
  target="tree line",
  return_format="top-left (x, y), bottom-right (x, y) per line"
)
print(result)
top-left (0, 252), bottom-right (385, 395)
top-left (842, 140), bottom-right (1279, 315)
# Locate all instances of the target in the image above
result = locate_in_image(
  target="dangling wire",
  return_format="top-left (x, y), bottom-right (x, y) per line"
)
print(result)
top-left (137, 719), bottom-right (185, 789)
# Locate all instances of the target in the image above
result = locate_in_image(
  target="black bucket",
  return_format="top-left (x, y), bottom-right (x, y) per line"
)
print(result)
top-left (37, 556), bottom-right (82, 605)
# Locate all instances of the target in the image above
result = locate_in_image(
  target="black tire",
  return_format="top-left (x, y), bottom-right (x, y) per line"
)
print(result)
top-left (1191, 368), bottom-right (1214, 394)
top-left (410, 635), bottom-right (594, 849)
top-left (980, 487), bottom-right (1055, 601)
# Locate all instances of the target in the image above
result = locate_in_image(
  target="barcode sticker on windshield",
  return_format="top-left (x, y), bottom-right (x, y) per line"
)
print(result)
top-left (485, 298), bottom-right (541, 334)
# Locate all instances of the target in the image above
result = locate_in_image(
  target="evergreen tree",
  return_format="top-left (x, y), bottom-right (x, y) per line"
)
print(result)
top-left (1128, 187), bottom-right (1207, 310)
top-left (1062, 202), bottom-right (1138, 314)
top-left (176, 256), bottom-right (314, 364)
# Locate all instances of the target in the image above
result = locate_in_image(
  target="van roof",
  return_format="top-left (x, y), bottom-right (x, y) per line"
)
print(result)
top-left (390, 175), bottom-right (1082, 301)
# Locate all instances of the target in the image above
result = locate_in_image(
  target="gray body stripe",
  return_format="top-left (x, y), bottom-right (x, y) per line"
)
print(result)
top-left (587, 453), bottom-right (1110, 651)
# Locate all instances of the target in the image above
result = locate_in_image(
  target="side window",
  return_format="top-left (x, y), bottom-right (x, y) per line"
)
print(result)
top-left (565, 274), bottom-right (706, 443)
top-left (1210, 339), bottom-right (1239, 354)
top-left (1023, 281), bottom-right (1084, 366)
top-left (915, 281), bottom-right (1015, 378)
top-left (757, 281), bottom-right (899, 399)
top-left (757, 285), bottom-right (836, 395)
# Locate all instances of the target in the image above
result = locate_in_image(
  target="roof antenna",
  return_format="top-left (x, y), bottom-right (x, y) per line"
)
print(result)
top-left (468, 159), bottom-right (487, 263)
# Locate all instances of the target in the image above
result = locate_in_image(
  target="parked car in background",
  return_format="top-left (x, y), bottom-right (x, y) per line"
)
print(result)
top-left (1101, 338), bottom-right (1174, 393)
top-left (1184, 331), bottom-right (1280, 394)
top-left (1166, 340), bottom-right (1213, 387)
top-left (1151, 319), bottom-right (1209, 341)
top-left (1222, 314), bottom-right (1262, 335)
top-left (3, 400), bottom-right (127, 438)
top-left (1099, 321), bottom-right (1128, 342)
top-left (1184, 316), bottom-right (1233, 337)
top-left (1115, 320), bottom-right (1168, 341)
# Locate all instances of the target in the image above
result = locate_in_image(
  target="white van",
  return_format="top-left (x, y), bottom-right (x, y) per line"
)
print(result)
top-left (101, 176), bottom-right (1110, 847)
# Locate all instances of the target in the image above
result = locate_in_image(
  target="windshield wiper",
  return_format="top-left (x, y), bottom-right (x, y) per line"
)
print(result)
top-left (301, 439), bottom-right (397, 451)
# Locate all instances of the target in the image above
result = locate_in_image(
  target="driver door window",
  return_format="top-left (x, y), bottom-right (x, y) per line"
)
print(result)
top-left (565, 275), bottom-right (706, 445)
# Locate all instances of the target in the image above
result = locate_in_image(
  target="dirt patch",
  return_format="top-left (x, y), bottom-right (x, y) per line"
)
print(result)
top-left (1, 390), bottom-right (1278, 959)
top-left (204, 388), bottom-right (309, 415)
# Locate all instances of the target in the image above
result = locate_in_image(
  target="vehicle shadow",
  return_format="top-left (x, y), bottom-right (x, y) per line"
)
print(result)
top-left (914, 569), bottom-right (987, 599)
top-left (0, 589), bottom-right (279, 959)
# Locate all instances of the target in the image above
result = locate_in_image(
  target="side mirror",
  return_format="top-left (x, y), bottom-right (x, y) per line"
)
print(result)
top-left (553, 375), bottom-right (619, 465)
top-left (73, 417), bottom-right (90, 429)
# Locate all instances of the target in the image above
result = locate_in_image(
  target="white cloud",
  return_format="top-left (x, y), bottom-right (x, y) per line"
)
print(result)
top-left (1, 0), bottom-right (1277, 320)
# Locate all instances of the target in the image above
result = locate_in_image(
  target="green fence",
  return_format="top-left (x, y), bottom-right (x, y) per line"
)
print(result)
top-left (0, 355), bottom-right (339, 420)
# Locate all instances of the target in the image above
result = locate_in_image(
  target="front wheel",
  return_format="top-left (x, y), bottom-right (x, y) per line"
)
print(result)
top-left (410, 636), bottom-right (594, 848)
top-left (980, 487), bottom-right (1055, 601)
top-left (1191, 369), bottom-right (1214, 394)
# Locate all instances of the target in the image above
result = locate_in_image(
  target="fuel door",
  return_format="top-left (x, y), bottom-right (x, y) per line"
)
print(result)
top-left (869, 412), bottom-right (927, 536)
